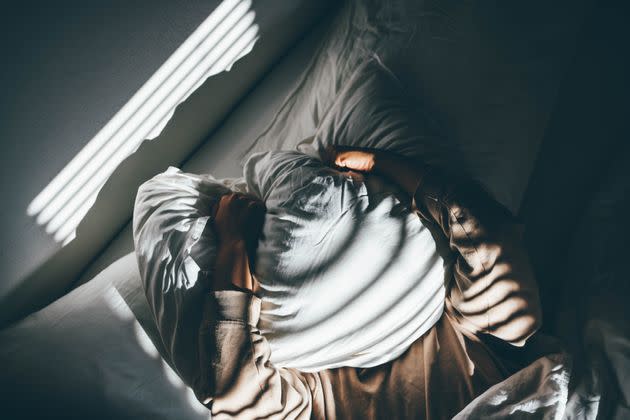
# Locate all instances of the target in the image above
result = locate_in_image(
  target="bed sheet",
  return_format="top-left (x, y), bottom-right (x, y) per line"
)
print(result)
top-left (0, 253), bottom-right (209, 420)
top-left (552, 147), bottom-right (630, 418)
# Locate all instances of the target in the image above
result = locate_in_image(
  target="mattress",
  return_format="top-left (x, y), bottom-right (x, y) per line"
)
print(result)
top-left (0, 253), bottom-right (212, 420)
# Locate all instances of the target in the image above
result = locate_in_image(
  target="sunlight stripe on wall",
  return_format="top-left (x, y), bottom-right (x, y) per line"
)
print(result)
top-left (27, 0), bottom-right (259, 244)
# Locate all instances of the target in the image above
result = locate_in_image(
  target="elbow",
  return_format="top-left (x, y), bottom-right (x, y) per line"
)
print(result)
top-left (504, 305), bottom-right (543, 347)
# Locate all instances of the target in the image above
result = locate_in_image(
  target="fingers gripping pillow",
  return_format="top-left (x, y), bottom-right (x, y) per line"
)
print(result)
top-left (245, 151), bottom-right (446, 371)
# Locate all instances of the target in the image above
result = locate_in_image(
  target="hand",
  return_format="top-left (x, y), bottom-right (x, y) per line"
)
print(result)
top-left (213, 192), bottom-right (265, 247)
top-left (330, 147), bottom-right (378, 172)
top-left (329, 146), bottom-right (422, 197)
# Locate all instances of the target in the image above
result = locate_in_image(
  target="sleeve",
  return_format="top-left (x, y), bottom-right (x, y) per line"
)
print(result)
top-left (411, 167), bottom-right (542, 345)
top-left (133, 168), bottom-right (334, 419)
top-left (195, 290), bottom-right (334, 420)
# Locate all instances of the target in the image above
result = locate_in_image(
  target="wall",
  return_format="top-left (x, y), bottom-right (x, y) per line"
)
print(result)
top-left (0, 0), bottom-right (335, 325)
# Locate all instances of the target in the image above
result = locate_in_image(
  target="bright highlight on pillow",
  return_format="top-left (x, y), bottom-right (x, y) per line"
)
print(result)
top-left (245, 151), bottom-right (446, 371)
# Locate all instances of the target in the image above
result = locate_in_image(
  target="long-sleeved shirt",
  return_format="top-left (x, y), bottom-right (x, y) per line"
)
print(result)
top-left (133, 166), bottom-right (542, 419)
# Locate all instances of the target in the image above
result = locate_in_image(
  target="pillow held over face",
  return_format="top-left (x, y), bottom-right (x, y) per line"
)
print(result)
top-left (245, 151), bottom-right (446, 371)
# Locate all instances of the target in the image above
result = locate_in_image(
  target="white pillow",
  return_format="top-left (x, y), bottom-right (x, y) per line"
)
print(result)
top-left (245, 151), bottom-right (446, 371)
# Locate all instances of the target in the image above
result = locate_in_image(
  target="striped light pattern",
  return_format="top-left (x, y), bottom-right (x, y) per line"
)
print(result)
top-left (27, 0), bottom-right (259, 244)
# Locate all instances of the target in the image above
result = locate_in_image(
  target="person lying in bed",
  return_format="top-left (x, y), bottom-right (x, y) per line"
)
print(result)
top-left (137, 147), bottom-right (543, 419)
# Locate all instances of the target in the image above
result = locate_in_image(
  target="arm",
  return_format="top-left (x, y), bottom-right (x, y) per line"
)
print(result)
top-left (198, 194), bottom-right (334, 419)
top-left (133, 175), bottom-right (332, 419)
top-left (334, 149), bottom-right (542, 346)
top-left (195, 289), bottom-right (332, 419)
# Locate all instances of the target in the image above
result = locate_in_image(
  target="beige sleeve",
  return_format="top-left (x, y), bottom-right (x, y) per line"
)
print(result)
top-left (411, 168), bottom-right (542, 345)
top-left (194, 290), bottom-right (334, 420)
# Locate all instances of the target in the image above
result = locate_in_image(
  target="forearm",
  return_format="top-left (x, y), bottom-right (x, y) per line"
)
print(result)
top-left (134, 170), bottom-right (328, 416)
top-left (372, 151), bottom-right (540, 346)
top-left (372, 150), bottom-right (512, 226)
top-left (195, 290), bottom-right (329, 419)
top-left (198, 238), bottom-right (326, 417)
top-left (213, 241), bottom-right (255, 292)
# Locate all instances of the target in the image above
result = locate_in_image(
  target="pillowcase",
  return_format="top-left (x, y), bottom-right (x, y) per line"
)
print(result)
top-left (239, 1), bottom-right (397, 164)
top-left (309, 58), bottom-right (454, 170)
top-left (245, 151), bottom-right (446, 371)
top-left (255, 57), bottom-right (455, 176)
top-left (243, 0), bottom-right (583, 214)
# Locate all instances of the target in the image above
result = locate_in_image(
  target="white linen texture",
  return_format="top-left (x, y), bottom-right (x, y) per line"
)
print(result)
top-left (245, 150), bottom-right (446, 371)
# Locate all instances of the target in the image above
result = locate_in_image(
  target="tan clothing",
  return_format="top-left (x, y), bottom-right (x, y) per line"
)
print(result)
top-left (140, 166), bottom-right (542, 419)
top-left (187, 167), bottom-right (543, 419)
top-left (201, 290), bottom-right (521, 419)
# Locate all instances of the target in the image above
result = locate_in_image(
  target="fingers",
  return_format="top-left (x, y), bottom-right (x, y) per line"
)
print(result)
top-left (458, 248), bottom-right (509, 300)
top-left (457, 243), bottom-right (537, 305)
top-left (218, 193), bottom-right (261, 214)
top-left (327, 145), bottom-right (376, 171)
top-left (333, 150), bottom-right (376, 172)
top-left (214, 194), bottom-right (234, 223)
